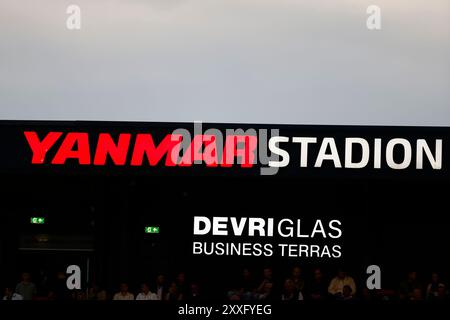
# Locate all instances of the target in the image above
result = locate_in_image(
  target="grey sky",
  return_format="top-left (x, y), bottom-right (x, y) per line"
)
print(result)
top-left (0, 0), bottom-right (449, 125)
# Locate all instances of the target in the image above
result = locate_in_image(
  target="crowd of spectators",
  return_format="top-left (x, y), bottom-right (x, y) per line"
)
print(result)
top-left (2, 271), bottom-right (201, 301)
top-left (227, 267), bottom-right (448, 302)
top-left (2, 268), bottom-right (448, 302)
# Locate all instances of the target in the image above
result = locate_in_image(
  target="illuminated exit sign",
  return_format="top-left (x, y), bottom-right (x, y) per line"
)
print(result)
top-left (145, 226), bottom-right (160, 234)
top-left (30, 217), bottom-right (45, 224)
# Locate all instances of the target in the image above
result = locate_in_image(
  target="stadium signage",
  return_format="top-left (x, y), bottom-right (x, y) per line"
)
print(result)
top-left (23, 130), bottom-right (442, 171)
top-left (23, 131), bottom-right (256, 167)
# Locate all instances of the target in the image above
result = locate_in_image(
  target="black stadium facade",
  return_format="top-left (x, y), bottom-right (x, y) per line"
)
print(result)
top-left (0, 120), bottom-right (449, 304)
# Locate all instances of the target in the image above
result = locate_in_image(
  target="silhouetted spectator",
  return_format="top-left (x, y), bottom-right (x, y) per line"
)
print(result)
top-left (36, 269), bottom-right (50, 297)
top-left (15, 272), bottom-right (37, 300)
top-left (328, 269), bottom-right (356, 298)
top-left (186, 282), bottom-right (203, 301)
top-left (239, 268), bottom-right (256, 298)
top-left (88, 282), bottom-right (107, 300)
top-left (399, 271), bottom-right (422, 300)
top-left (337, 285), bottom-right (355, 301)
top-left (289, 266), bottom-right (305, 293)
top-left (3, 286), bottom-right (23, 300)
top-left (411, 288), bottom-right (424, 301)
top-left (176, 272), bottom-right (188, 299)
top-left (72, 289), bottom-right (87, 301)
top-left (53, 271), bottom-right (71, 300)
top-left (361, 287), bottom-right (374, 301)
top-left (166, 281), bottom-right (183, 301)
top-left (227, 287), bottom-right (242, 300)
top-left (307, 268), bottom-right (328, 301)
top-left (227, 268), bottom-right (257, 300)
top-left (256, 267), bottom-right (274, 296)
top-left (256, 281), bottom-right (273, 300)
top-left (426, 272), bottom-right (445, 300)
top-left (136, 282), bottom-right (157, 300)
top-left (153, 274), bottom-right (168, 301)
top-left (436, 284), bottom-right (448, 301)
top-left (113, 282), bottom-right (134, 300)
top-left (281, 278), bottom-right (304, 301)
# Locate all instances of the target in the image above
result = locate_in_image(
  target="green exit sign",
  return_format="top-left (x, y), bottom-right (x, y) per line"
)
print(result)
top-left (30, 217), bottom-right (45, 224)
top-left (145, 226), bottom-right (160, 234)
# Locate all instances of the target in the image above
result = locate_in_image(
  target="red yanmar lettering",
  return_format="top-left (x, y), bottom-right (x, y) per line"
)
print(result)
top-left (24, 131), bottom-right (62, 164)
top-left (130, 133), bottom-right (182, 166)
top-left (52, 132), bottom-right (91, 165)
top-left (24, 131), bottom-right (257, 168)
top-left (221, 135), bottom-right (257, 168)
top-left (93, 133), bottom-right (131, 166)
top-left (179, 134), bottom-right (219, 167)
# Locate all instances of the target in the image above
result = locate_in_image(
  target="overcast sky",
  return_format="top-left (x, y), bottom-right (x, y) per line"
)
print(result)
top-left (0, 0), bottom-right (448, 126)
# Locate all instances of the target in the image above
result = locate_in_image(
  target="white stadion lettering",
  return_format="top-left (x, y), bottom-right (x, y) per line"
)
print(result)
top-left (268, 136), bottom-right (442, 170)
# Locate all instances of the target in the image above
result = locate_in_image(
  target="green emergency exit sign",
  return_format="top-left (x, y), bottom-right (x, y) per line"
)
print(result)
top-left (145, 226), bottom-right (160, 234)
top-left (30, 217), bottom-right (45, 224)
